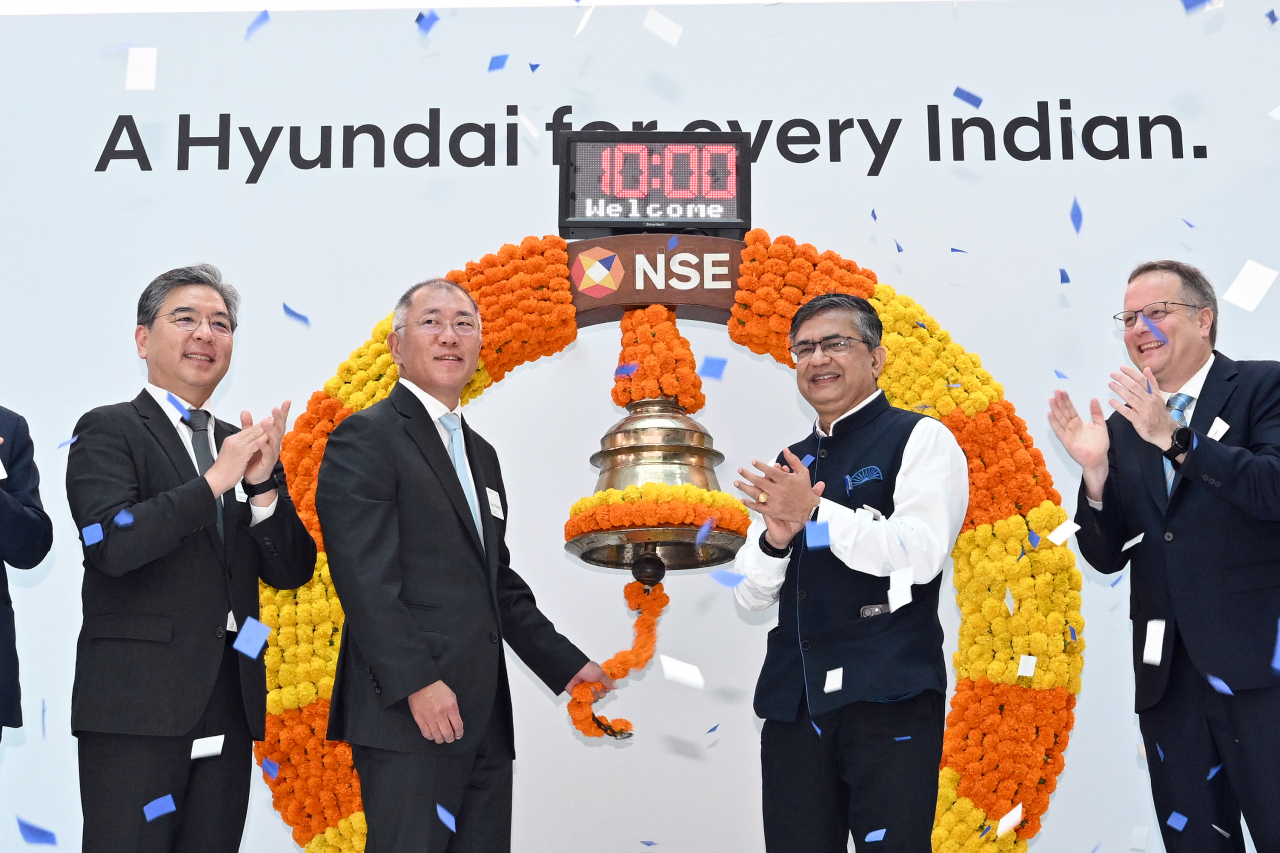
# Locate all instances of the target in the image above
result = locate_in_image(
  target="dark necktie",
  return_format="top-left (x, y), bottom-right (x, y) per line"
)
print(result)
top-left (187, 409), bottom-right (223, 538)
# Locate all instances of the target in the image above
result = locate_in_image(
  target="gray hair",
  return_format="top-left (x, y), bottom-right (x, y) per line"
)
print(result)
top-left (137, 264), bottom-right (240, 330)
top-left (1127, 260), bottom-right (1218, 347)
top-left (392, 278), bottom-right (481, 331)
top-left (789, 292), bottom-right (883, 350)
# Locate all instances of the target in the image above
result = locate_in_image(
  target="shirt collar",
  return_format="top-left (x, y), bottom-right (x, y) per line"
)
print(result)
top-left (398, 378), bottom-right (463, 424)
top-left (144, 384), bottom-right (207, 430)
top-left (815, 388), bottom-right (883, 438)
top-left (1160, 353), bottom-right (1215, 403)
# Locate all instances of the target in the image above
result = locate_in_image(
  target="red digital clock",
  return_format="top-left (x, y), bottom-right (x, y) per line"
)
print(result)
top-left (558, 131), bottom-right (751, 240)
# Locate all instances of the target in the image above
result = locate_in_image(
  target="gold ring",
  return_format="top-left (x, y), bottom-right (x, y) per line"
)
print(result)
top-left (758, 491), bottom-right (769, 504)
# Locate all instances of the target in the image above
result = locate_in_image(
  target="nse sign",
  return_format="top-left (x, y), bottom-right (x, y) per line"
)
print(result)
top-left (568, 234), bottom-right (746, 327)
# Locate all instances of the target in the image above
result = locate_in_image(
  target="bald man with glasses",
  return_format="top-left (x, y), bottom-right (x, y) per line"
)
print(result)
top-left (1050, 260), bottom-right (1280, 852)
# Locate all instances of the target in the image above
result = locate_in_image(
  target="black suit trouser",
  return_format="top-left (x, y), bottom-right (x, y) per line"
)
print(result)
top-left (760, 689), bottom-right (944, 853)
top-left (1139, 629), bottom-right (1280, 853)
top-left (77, 643), bottom-right (252, 853)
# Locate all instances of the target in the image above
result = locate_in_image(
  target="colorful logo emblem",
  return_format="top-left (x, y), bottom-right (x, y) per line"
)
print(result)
top-left (571, 248), bottom-right (625, 298)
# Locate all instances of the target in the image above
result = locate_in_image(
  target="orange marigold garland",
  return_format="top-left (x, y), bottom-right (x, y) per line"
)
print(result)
top-left (612, 304), bottom-right (706, 413)
top-left (567, 581), bottom-right (670, 738)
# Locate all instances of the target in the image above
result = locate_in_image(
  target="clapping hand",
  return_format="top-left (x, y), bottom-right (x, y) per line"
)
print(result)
top-left (735, 448), bottom-right (826, 550)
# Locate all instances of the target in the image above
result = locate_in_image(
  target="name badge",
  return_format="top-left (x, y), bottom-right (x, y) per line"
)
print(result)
top-left (1207, 417), bottom-right (1229, 441)
top-left (487, 487), bottom-right (504, 519)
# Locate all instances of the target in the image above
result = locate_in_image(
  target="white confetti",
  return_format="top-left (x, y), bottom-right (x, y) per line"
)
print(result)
top-left (659, 654), bottom-right (705, 690)
top-left (888, 567), bottom-right (913, 612)
top-left (1122, 533), bottom-right (1144, 551)
top-left (1223, 260), bottom-right (1278, 312)
top-left (643, 7), bottom-right (683, 46)
top-left (996, 802), bottom-right (1022, 837)
top-left (574, 5), bottom-right (594, 37)
top-left (1005, 586), bottom-right (1016, 614)
top-left (823, 667), bottom-right (843, 693)
top-left (519, 114), bottom-right (540, 140)
top-left (1046, 519), bottom-right (1080, 546)
top-left (190, 734), bottom-right (225, 759)
top-left (1142, 619), bottom-right (1165, 666)
top-left (0, 456), bottom-right (7, 481)
top-left (1131, 825), bottom-right (1149, 851)
top-left (125, 47), bottom-right (158, 90)
top-left (1137, 742), bottom-right (1147, 761)
top-left (1017, 654), bottom-right (1037, 677)
top-left (1270, 104), bottom-right (1280, 120)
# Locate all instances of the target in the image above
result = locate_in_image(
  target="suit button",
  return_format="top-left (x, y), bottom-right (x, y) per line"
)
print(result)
top-left (374, 687), bottom-right (382, 695)
top-left (818, 449), bottom-right (828, 458)
top-left (801, 640), bottom-right (812, 651)
top-left (1164, 532), bottom-right (1174, 542)
top-left (490, 632), bottom-right (499, 643)
top-left (798, 590), bottom-right (808, 600)
top-left (215, 627), bottom-right (226, 638)
top-left (369, 672), bottom-right (376, 681)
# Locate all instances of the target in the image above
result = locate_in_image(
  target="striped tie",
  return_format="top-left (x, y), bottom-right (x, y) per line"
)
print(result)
top-left (1164, 392), bottom-right (1193, 494)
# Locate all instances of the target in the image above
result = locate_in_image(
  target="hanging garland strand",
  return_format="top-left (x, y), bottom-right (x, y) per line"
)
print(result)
top-left (567, 581), bottom-right (670, 738)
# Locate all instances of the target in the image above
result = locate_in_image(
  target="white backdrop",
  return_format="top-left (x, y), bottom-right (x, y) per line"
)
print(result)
top-left (2, 1), bottom-right (1278, 850)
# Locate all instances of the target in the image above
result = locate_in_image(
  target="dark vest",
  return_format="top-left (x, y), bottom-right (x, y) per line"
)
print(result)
top-left (753, 393), bottom-right (948, 722)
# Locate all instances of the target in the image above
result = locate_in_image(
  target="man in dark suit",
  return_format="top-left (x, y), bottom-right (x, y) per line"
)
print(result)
top-left (65, 264), bottom-right (316, 853)
top-left (316, 279), bottom-right (613, 853)
top-left (0, 405), bottom-right (55, 742)
top-left (1049, 260), bottom-right (1280, 852)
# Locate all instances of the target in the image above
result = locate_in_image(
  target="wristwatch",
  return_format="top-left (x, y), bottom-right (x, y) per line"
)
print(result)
top-left (1163, 426), bottom-right (1194, 461)
top-left (241, 476), bottom-right (278, 497)
top-left (759, 531), bottom-right (792, 558)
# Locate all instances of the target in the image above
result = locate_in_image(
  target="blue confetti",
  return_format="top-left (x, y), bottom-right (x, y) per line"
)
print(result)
top-left (57, 435), bottom-right (78, 449)
top-left (812, 721), bottom-right (822, 735)
top-left (695, 518), bottom-right (714, 545)
top-left (640, 844), bottom-right (657, 848)
top-left (1090, 845), bottom-right (1101, 853)
top-left (17, 817), bottom-right (56, 845)
top-left (1069, 624), bottom-right (1077, 642)
top-left (894, 240), bottom-right (904, 253)
top-left (232, 616), bottom-right (271, 659)
top-left (915, 321), bottom-right (927, 329)
top-left (529, 62), bottom-right (540, 71)
top-left (865, 829), bottom-right (887, 842)
top-left (1167, 811), bottom-right (1188, 832)
top-left (1070, 198), bottom-right (1083, 234)
top-left (1018, 547), bottom-right (1026, 561)
top-left (82, 523), bottom-right (104, 546)
top-left (262, 758), bottom-right (280, 779)
top-left (699, 356), bottom-right (727, 380)
top-left (41, 699), bottom-right (45, 740)
top-left (415, 10), bottom-right (439, 35)
top-left (113, 509), bottom-right (134, 528)
top-left (1193, 434), bottom-right (1198, 450)
top-left (894, 736), bottom-right (911, 741)
top-left (1207, 674), bottom-right (1234, 695)
top-left (1208, 764), bottom-right (1222, 780)
top-left (706, 724), bottom-right (718, 734)
top-left (1157, 743), bottom-right (1165, 761)
top-left (437, 804), bottom-right (456, 832)
top-left (165, 392), bottom-right (191, 422)
top-left (1054, 370), bottom-right (1068, 379)
top-left (488, 54), bottom-right (508, 71)
top-left (1268, 9), bottom-right (1278, 23)
top-left (980, 825), bottom-right (991, 838)
top-left (1140, 313), bottom-right (1168, 344)
top-left (948, 383), bottom-right (962, 388)
top-left (615, 362), bottom-right (639, 378)
top-left (805, 520), bottom-right (830, 549)
top-left (871, 209), bottom-right (877, 222)
top-left (1182, 0), bottom-right (1211, 11)
top-left (667, 235), bottom-right (679, 250)
top-left (1060, 268), bottom-right (1070, 283)
top-left (953, 86), bottom-right (983, 108)
top-left (951, 248), bottom-right (967, 253)
top-left (1028, 529), bottom-right (1041, 548)
top-left (1183, 218), bottom-right (1196, 228)
top-left (283, 303), bottom-right (310, 326)
top-left (143, 795), bottom-right (176, 822)
top-left (1148, 379), bottom-right (1153, 394)
top-left (245, 10), bottom-right (270, 40)
top-left (708, 570), bottom-right (744, 588)
top-left (914, 404), bottom-right (931, 411)
top-left (1271, 619), bottom-right (1280, 673)
top-left (800, 454), bottom-right (814, 467)
top-left (1110, 574), bottom-right (1123, 587)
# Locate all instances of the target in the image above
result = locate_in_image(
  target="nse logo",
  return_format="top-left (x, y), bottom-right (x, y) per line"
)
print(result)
top-left (571, 247), bottom-right (734, 298)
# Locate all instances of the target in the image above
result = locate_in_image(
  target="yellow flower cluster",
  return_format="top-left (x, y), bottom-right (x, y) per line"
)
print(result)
top-left (261, 554), bottom-right (344, 716)
top-left (870, 284), bottom-right (1004, 419)
top-left (305, 813), bottom-right (368, 853)
top-left (323, 316), bottom-right (399, 412)
top-left (933, 767), bottom-right (1026, 853)
top-left (951, 502), bottom-right (1085, 693)
top-left (568, 482), bottom-right (750, 519)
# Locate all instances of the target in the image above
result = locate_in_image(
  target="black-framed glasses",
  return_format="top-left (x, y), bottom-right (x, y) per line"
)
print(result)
top-left (788, 334), bottom-right (868, 362)
top-left (162, 309), bottom-right (233, 337)
top-left (1113, 301), bottom-right (1201, 331)
top-left (395, 315), bottom-right (479, 336)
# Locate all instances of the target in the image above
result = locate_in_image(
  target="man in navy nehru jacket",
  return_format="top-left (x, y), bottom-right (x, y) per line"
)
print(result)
top-left (732, 293), bottom-right (968, 853)
top-left (1050, 261), bottom-right (1280, 852)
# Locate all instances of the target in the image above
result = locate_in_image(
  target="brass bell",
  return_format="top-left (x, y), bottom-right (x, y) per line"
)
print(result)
top-left (564, 398), bottom-right (746, 588)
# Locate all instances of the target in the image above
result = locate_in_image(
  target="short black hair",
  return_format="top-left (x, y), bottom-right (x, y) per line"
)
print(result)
top-left (137, 264), bottom-right (239, 330)
top-left (788, 293), bottom-right (882, 350)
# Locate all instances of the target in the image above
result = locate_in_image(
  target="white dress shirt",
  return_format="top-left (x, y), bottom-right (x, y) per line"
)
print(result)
top-left (397, 379), bottom-right (484, 548)
top-left (735, 389), bottom-right (970, 610)
top-left (1085, 353), bottom-right (1215, 510)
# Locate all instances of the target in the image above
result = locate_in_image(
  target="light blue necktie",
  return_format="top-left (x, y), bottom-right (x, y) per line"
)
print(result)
top-left (1164, 393), bottom-right (1193, 494)
top-left (439, 412), bottom-right (482, 535)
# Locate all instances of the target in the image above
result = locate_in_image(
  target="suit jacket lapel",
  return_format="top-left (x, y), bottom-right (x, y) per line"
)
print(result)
top-left (390, 384), bottom-right (486, 559)
top-left (1171, 353), bottom-right (1237, 500)
top-left (1141, 437), bottom-right (1170, 515)
top-left (131, 391), bottom-right (223, 554)
top-left (463, 424), bottom-right (500, 589)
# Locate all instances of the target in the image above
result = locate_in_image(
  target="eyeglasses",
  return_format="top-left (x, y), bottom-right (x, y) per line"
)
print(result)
top-left (395, 315), bottom-right (479, 336)
top-left (788, 334), bottom-right (868, 362)
top-left (162, 309), bottom-right (233, 337)
top-left (1113, 301), bottom-right (1201, 331)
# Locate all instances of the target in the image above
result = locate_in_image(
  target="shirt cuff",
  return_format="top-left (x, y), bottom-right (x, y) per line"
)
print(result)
top-left (1086, 497), bottom-right (1103, 511)
top-left (249, 495), bottom-right (278, 526)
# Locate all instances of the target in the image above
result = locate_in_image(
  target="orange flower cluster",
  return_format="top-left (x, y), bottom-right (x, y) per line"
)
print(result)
top-left (447, 235), bottom-right (577, 387)
top-left (563, 497), bottom-right (750, 541)
top-left (254, 701), bottom-right (362, 847)
top-left (611, 304), bottom-right (705, 413)
top-left (942, 400), bottom-right (1061, 530)
top-left (941, 678), bottom-right (1076, 840)
top-left (568, 581), bottom-right (670, 738)
top-left (280, 392), bottom-right (352, 552)
top-left (731, 229), bottom-right (878, 364)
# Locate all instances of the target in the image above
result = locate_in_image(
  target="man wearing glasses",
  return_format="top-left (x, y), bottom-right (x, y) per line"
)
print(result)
top-left (1049, 261), bottom-right (1280, 851)
top-left (731, 292), bottom-right (968, 853)
top-left (66, 264), bottom-right (315, 852)
top-left (316, 279), bottom-right (612, 852)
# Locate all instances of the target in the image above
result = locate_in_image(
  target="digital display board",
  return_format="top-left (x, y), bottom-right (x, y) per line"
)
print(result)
top-left (558, 131), bottom-right (751, 239)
